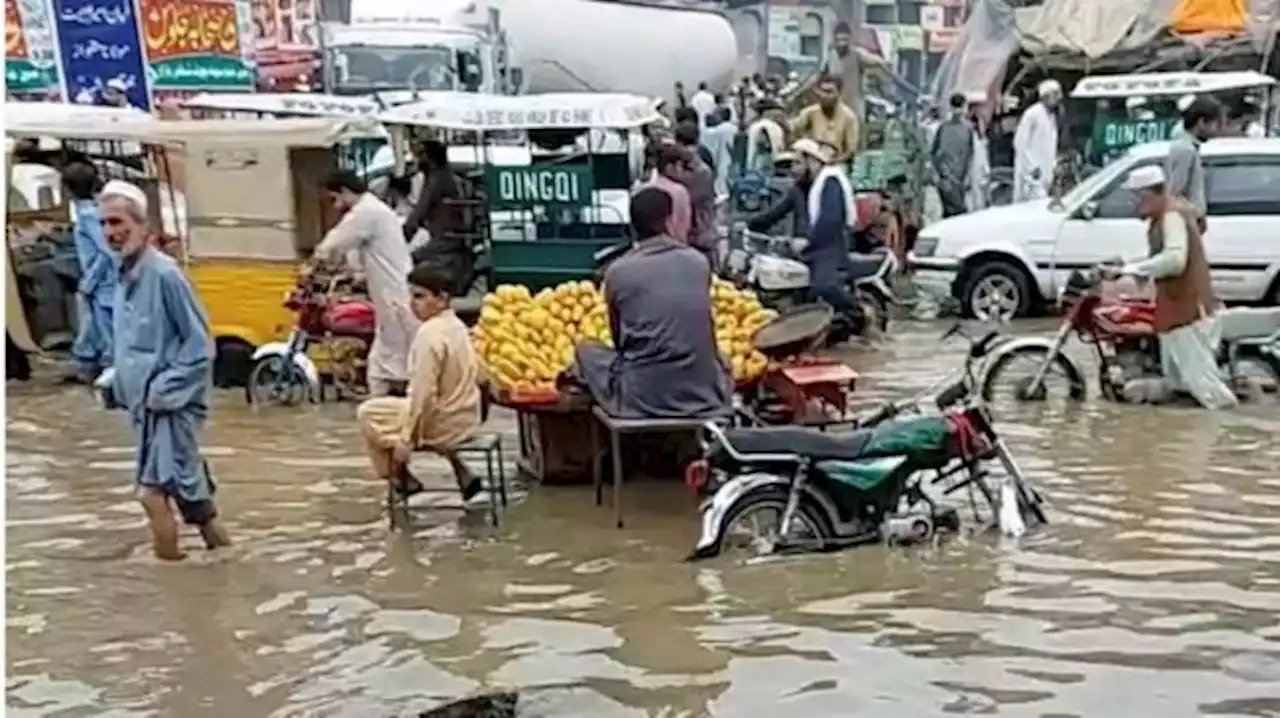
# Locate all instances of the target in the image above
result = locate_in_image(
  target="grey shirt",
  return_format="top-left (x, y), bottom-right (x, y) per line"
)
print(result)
top-left (1164, 134), bottom-right (1206, 218)
top-left (575, 236), bottom-right (730, 419)
top-left (931, 116), bottom-right (976, 188)
top-left (679, 155), bottom-right (718, 253)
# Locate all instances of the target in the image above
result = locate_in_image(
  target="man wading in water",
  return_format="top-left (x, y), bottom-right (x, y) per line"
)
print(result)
top-left (96, 181), bottom-right (232, 560)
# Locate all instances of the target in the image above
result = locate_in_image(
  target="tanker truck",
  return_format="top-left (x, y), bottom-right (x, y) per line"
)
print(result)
top-left (321, 0), bottom-right (739, 102)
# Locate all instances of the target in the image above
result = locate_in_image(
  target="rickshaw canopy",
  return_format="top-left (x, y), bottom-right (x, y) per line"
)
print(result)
top-left (182, 92), bottom-right (384, 120)
top-left (148, 117), bottom-right (388, 147)
top-left (1071, 71), bottom-right (1276, 99)
top-left (5, 102), bottom-right (171, 144)
top-left (379, 91), bottom-right (662, 130)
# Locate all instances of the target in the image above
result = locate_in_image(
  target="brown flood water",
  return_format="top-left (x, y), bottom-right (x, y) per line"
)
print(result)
top-left (7, 320), bottom-right (1280, 717)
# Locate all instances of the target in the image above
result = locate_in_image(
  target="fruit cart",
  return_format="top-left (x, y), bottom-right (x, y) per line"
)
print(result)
top-left (471, 276), bottom-right (780, 484)
top-left (378, 92), bottom-right (661, 291)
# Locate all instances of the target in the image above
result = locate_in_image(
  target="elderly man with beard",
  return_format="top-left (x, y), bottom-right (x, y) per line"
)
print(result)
top-left (1112, 166), bottom-right (1237, 410)
top-left (95, 181), bottom-right (231, 561)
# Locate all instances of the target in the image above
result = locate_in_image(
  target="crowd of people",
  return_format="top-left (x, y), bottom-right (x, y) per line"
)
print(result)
top-left (21, 58), bottom-right (1270, 561)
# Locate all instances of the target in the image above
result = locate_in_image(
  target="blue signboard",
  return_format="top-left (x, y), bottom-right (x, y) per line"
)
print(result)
top-left (54, 0), bottom-right (151, 110)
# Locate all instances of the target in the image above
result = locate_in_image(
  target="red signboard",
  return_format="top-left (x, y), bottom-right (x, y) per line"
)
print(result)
top-left (5, 0), bottom-right (28, 60)
top-left (139, 0), bottom-right (241, 61)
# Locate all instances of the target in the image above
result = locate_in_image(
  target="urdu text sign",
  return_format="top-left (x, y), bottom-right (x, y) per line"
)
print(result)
top-left (139, 0), bottom-right (253, 90)
top-left (485, 165), bottom-right (595, 210)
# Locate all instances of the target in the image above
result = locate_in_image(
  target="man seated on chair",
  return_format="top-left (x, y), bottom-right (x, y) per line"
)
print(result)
top-left (356, 263), bottom-right (484, 500)
top-left (570, 187), bottom-right (731, 419)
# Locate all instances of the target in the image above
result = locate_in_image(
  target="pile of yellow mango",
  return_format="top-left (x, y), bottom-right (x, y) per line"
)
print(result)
top-left (473, 278), bottom-right (778, 393)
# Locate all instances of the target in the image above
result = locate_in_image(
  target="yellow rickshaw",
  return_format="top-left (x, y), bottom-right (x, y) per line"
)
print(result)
top-left (4, 106), bottom-right (386, 386)
top-left (143, 117), bottom-right (387, 385)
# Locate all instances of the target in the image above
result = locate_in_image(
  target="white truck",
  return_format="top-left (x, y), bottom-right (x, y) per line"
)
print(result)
top-left (320, 0), bottom-right (738, 102)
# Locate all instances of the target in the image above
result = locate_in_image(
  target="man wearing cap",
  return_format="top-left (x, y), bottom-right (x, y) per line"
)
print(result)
top-left (1114, 166), bottom-right (1237, 409)
top-left (96, 180), bottom-right (233, 559)
top-left (100, 78), bottom-right (132, 108)
top-left (1012, 79), bottom-right (1062, 202)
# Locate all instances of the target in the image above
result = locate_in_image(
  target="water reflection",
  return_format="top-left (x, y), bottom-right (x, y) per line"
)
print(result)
top-left (8, 321), bottom-right (1280, 716)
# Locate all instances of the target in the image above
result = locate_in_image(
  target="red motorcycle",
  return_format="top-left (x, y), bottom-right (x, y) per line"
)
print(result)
top-left (978, 268), bottom-right (1280, 403)
top-left (245, 273), bottom-right (377, 406)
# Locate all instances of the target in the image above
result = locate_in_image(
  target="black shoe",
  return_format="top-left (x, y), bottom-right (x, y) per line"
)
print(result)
top-left (461, 477), bottom-right (484, 502)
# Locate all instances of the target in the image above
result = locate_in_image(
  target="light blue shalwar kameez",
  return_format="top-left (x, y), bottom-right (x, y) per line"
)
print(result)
top-left (71, 201), bottom-right (118, 376)
top-left (110, 249), bottom-right (217, 509)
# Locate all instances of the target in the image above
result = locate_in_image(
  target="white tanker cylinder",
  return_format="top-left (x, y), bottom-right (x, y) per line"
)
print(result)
top-left (454, 0), bottom-right (739, 102)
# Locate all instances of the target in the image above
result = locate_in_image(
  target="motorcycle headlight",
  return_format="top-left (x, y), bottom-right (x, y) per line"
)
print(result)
top-left (913, 236), bottom-right (939, 257)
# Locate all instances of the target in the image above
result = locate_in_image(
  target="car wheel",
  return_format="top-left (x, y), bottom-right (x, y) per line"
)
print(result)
top-left (959, 260), bottom-right (1033, 322)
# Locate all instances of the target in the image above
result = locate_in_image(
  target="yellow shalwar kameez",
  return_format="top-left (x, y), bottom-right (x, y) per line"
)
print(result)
top-left (357, 309), bottom-right (481, 476)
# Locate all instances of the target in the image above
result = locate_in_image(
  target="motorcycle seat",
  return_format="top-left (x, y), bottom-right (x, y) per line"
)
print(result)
top-left (1218, 307), bottom-right (1280, 343)
top-left (847, 252), bottom-right (886, 282)
top-left (721, 426), bottom-right (874, 461)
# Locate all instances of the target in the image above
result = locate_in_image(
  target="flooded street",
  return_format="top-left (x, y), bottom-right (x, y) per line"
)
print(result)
top-left (7, 320), bottom-right (1280, 717)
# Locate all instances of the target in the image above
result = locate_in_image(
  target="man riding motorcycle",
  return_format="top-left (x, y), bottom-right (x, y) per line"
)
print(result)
top-left (745, 139), bottom-right (865, 341)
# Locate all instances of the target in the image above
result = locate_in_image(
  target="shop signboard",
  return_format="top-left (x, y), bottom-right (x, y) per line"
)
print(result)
top-left (138, 0), bottom-right (255, 91)
top-left (55, 0), bottom-right (151, 108)
top-left (1091, 117), bottom-right (1181, 153)
top-left (484, 165), bottom-right (594, 210)
top-left (6, 0), bottom-right (63, 97)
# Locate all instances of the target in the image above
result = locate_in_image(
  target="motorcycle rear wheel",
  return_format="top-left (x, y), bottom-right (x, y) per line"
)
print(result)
top-left (980, 346), bottom-right (1088, 403)
top-left (716, 487), bottom-right (834, 559)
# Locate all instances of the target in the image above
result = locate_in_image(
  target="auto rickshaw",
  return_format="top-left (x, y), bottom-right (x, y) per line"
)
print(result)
top-left (5, 104), bottom-right (171, 381)
top-left (5, 106), bottom-right (387, 387)
top-left (377, 91), bottom-right (659, 291)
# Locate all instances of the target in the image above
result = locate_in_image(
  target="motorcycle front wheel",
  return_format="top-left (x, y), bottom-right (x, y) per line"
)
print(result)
top-left (980, 346), bottom-right (1088, 403)
top-left (247, 356), bottom-right (309, 407)
top-left (715, 486), bottom-right (834, 559)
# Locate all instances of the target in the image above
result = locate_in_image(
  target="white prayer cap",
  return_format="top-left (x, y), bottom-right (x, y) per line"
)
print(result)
top-left (100, 179), bottom-right (148, 214)
top-left (789, 138), bottom-right (833, 164)
top-left (1177, 94), bottom-right (1196, 112)
top-left (1122, 165), bottom-right (1166, 192)
top-left (1037, 79), bottom-right (1062, 96)
top-left (106, 77), bottom-right (128, 91)
top-left (1125, 96), bottom-right (1148, 109)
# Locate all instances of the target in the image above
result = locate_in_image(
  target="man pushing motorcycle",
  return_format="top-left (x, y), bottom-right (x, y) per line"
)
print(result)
top-left (1108, 166), bottom-right (1237, 409)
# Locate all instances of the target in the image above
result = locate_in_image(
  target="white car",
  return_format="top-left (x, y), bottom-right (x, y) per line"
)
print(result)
top-left (910, 137), bottom-right (1280, 321)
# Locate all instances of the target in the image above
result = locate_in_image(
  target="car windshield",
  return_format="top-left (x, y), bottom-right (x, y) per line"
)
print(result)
top-left (1057, 150), bottom-right (1141, 209)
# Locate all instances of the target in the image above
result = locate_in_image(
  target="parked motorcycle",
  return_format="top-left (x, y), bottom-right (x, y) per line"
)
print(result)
top-left (979, 268), bottom-right (1280, 403)
top-left (722, 227), bottom-right (896, 338)
top-left (688, 324), bottom-right (1041, 560)
top-left (245, 273), bottom-right (376, 406)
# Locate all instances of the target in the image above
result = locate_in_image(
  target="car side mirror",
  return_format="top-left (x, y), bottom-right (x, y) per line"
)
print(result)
top-left (1077, 200), bottom-right (1098, 220)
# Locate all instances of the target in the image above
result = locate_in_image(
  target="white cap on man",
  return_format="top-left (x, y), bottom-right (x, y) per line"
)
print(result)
top-left (106, 77), bottom-right (128, 92)
top-left (100, 179), bottom-right (148, 214)
top-left (1037, 79), bottom-right (1062, 97)
top-left (787, 138), bottom-right (834, 164)
top-left (1177, 94), bottom-right (1196, 112)
top-left (1122, 165), bottom-right (1166, 192)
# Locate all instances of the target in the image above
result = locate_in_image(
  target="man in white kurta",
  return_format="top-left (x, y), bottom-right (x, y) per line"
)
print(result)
top-left (1117, 166), bottom-right (1237, 410)
top-left (313, 171), bottom-right (416, 396)
top-left (1012, 80), bottom-right (1062, 202)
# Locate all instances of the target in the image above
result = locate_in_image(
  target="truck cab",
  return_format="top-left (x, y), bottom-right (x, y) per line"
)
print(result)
top-left (320, 18), bottom-right (511, 96)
